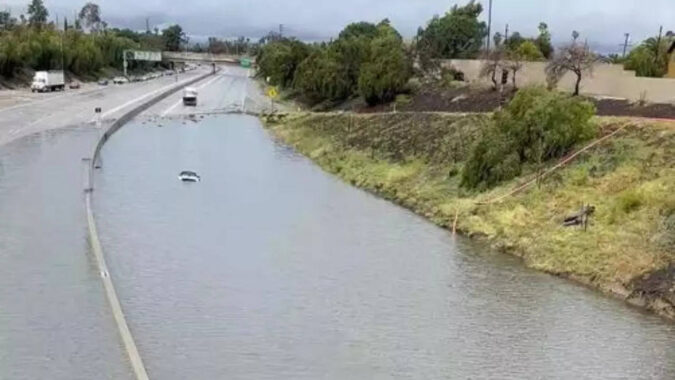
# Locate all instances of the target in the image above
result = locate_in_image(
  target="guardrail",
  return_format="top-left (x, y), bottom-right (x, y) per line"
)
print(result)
top-left (84, 69), bottom-right (214, 380)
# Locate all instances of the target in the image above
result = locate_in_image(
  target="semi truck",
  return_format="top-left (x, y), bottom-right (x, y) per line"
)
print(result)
top-left (31, 71), bottom-right (65, 92)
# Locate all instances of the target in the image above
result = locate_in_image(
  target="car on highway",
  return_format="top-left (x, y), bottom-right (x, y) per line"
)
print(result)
top-left (98, 79), bottom-right (109, 86)
top-left (113, 76), bottom-right (129, 85)
top-left (69, 81), bottom-right (81, 89)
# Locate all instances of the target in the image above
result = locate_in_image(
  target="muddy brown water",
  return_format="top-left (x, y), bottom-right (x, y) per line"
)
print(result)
top-left (1, 115), bottom-right (674, 379)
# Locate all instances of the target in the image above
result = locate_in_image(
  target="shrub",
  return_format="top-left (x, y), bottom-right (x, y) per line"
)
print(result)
top-left (462, 87), bottom-right (597, 189)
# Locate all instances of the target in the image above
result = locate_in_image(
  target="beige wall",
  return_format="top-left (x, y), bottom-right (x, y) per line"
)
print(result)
top-left (443, 59), bottom-right (675, 104)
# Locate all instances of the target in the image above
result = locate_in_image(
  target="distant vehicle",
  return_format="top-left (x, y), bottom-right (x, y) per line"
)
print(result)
top-left (31, 71), bottom-right (65, 92)
top-left (178, 171), bottom-right (200, 182)
top-left (69, 81), bottom-right (81, 89)
top-left (98, 79), bottom-right (109, 86)
top-left (183, 87), bottom-right (198, 106)
top-left (164, 70), bottom-right (174, 76)
top-left (113, 76), bottom-right (128, 84)
top-left (141, 74), bottom-right (150, 81)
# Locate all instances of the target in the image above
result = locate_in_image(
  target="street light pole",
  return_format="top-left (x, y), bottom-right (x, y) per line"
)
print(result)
top-left (486, 0), bottom-right (493, 52)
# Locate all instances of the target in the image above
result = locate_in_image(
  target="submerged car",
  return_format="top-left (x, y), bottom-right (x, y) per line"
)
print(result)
top-left (98, 79), bottom-right (109, 86)
top-left (69, 81), bottom-right (81, 89)
top-left (113, 76), bottom-right (128, 84)
top-left (178, 171), bottom-right (200, 182)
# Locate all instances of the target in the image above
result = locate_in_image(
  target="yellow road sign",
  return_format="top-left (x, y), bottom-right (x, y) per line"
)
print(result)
top-left (267, 87), bottom-right (279, 99)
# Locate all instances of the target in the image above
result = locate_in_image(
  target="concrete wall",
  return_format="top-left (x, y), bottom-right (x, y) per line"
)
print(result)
top-left (443, 59), bottom-right (675, 104)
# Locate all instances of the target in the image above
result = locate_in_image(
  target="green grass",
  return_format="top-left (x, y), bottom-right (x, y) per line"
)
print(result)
top-left (264, 112), bottom-right (675, 289)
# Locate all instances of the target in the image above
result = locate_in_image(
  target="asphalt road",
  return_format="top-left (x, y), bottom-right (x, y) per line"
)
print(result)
top-left (0, 68), bottom-right (210, 147)
top-left (143, 65), bottom-right (272, 118)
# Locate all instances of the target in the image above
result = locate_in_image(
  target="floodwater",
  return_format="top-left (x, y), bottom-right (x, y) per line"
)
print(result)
top-left (0, 127), bottom-right (131, 379)
top-left (91, 114), bottom-right (675, 379)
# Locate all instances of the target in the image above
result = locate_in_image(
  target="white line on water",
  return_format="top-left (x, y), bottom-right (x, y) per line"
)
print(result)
top-left (160, 74), bottom-right (223, 117)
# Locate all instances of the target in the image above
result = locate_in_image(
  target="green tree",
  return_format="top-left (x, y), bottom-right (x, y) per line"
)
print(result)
top-left (162, 24), bottom-right (186, 51)
top-left (338, 21), bottom-right (378, 40)
top-left (27, 0), bottom-right (48, 28)
top-left (416, 0), bottom-right (487, 59)
top-left (358, 33), bottom-right (412, 105)
top-left (535, 22), bottom-right (553, 58)
top-left (78, 2), bottom-right (101, 32)
top-left (505, 31), bottom-right (525, 51)
top-left (624, 36), bottom-right (673, 77)
top-left (515, 40), bottom-right (544, 61)
top-left (256, 39), bottom-right (310, 87)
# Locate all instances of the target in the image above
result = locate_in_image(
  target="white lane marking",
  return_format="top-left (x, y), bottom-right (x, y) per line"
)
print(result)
top-left (92, 73), bottom-right (205, 122)
top-left (160, 74), bottom-right (223, 117)
top-left (0, 87), bottom-right (105, 114)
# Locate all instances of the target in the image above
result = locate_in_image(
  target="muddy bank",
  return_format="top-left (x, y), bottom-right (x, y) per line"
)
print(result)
top-left (355, 84), bottom-right (675, 120)
top-left (263, 112), bottom-right (675, 321)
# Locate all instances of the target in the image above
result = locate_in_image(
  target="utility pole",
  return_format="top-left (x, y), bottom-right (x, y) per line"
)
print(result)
top-left (622, 33), bottom-right (630, 57)
top-left (279, 24), bottom-right (283, 39)
top-left (486, 0), bottom-right (493, 51)
top-left (655, 26), bottom-right (663, 62)
top-left (504, 24), bottom-right (509, 45)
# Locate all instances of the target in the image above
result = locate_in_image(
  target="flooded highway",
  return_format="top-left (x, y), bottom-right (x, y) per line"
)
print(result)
top-left (0, 127), bottom-right (131, 379)
top-left (1, 66), bottom-right (674, 379)
top-left (92, 114), bottom-right (675, 379)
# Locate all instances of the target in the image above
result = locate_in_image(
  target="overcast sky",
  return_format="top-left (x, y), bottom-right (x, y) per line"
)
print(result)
top-left (3, 0), bottom-right (674, 53)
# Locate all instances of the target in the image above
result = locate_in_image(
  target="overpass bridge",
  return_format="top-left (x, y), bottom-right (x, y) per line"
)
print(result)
top-left (162, 52), bottom-right (255, 65)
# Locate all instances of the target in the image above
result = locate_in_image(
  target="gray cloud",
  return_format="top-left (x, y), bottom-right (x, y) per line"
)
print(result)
top-left (4, 0), bottom-right (674, 52)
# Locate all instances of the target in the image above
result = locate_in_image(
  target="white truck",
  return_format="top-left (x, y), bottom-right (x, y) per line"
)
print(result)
top-left (31, 70), bottom-right (65, 93)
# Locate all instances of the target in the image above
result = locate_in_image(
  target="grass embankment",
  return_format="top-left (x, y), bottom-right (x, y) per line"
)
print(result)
top-left (264, 112), bottom-right (675, 318)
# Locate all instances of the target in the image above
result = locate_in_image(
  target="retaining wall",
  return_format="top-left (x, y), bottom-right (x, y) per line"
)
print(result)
top-left (443, 59), bottom-right (675, 103)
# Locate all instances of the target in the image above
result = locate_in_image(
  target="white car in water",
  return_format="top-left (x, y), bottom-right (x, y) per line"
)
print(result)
top-left (113, 76), bottom-right (129, 84)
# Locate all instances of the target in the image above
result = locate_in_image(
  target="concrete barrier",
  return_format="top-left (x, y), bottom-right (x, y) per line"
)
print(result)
top-left (84, 70), bottom-right (213, 380)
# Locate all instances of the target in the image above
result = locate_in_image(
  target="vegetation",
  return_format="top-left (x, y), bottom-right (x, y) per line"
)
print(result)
top-left (257, 20), bottom-right (411, 105)
top-left (358, 28), bottom-right (412, 105)
top-left (256, 39), bottom-right (311, 88)
top-left (415, 0), bottom-right (487, 59)
top-left (546, 34), bottom-right (599, 96)
top-left (162, 25), bottom-right (187, 52)
top-left (0, 1), bottom-right (187, 82)
top-left (265, 112), bottom-right (675, 313)
top-left (623, 35), bottom-right (674, 77)
top-left (461, 87), bottom-right (597, 190)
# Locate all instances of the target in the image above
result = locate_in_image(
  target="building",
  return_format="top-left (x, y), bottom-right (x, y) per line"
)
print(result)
top-left (667, 41), bottom-right (675, 78)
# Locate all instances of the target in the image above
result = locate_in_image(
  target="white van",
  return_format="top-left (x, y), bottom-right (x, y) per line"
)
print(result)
top-left (183, 87), bottom-right (198, 106)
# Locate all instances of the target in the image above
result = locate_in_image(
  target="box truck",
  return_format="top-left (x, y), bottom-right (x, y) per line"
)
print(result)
top-left (31, 71), bottom-right (65, 92)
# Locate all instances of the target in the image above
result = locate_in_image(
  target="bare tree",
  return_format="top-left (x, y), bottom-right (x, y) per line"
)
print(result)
top-left (545, 37), bottom-right (598, 96)
top-left (506, 49), bottom-right (524, 89)
top-left (480, 48), bottom-right (507, 91)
